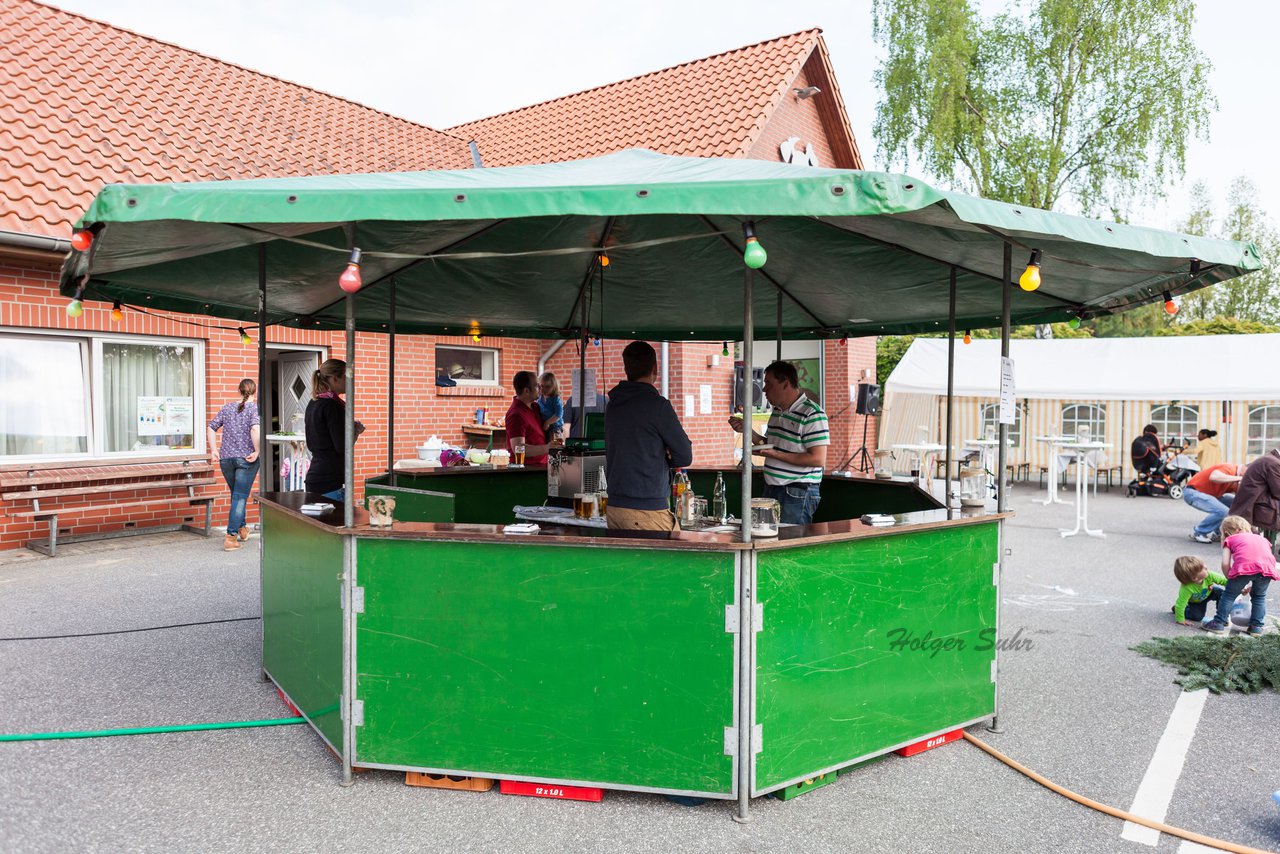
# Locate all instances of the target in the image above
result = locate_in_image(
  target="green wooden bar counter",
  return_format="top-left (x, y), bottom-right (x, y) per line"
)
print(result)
top-left (260, 471), bottom-right (1003, 802)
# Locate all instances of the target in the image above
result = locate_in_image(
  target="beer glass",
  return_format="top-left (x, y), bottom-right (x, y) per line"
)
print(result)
top-left (512, 437), bottom-right (526, 467)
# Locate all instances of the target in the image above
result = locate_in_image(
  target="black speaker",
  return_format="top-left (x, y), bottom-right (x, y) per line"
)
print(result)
top-left (856, 383), bottom-right (881, 416)
top-left (733, 365), bottom-right (765, 411)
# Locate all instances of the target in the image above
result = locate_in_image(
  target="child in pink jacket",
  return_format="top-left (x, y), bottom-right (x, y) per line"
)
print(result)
top-left (1202, 515), bottom-right (1276, 636)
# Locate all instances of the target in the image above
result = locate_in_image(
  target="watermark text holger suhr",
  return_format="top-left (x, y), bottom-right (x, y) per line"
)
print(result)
top-left (886, 627), bottom-right (1034, 658)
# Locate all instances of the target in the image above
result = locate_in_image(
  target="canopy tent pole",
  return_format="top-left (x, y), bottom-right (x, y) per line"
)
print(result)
top-left (256, 245), bottom-right (268, 683)
top-left (340, 258), bottom-right (357, 786)
top-left (735, 259), bottom-right (754, 825)
top-left (988, 242), bottom-right (1012, 738)
top-left (946, 266), bottom-right (956, 518)
top-left (997, 244), bottom-right (1012, 513)
top-left (775, 291), bottom-right (782, 362)
top-left (388, 277), bottom-right (397, 487)
top-left (578, 287), bottom-right (588, 438)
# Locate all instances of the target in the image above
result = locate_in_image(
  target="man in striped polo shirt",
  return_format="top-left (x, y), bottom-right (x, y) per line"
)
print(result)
top-left (730, 361), bottom-right (829, 525)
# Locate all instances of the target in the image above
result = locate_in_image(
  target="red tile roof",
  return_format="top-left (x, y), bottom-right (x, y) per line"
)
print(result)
top-left (449, 29), bottom-right (862, 170)
top-left (0, 0), bottom-right (473, 236)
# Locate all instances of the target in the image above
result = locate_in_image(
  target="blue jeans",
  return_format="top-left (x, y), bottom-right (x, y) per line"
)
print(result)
top-left (1183, 487), bottom-right (1231, 537)
top-left (764, 482), bottom-right (821, 526)
top-left (219, 457), bottom-right (260, 535)
top-left (1207, 574), bottom-right (1272, 631)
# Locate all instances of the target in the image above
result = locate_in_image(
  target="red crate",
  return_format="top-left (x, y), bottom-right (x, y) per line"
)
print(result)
top-left (498, 779), bottom-right (603, 802)
top-left (895, 729), bottom-right (963, 757)
top-left (276, 688), bottom-right (301, 717)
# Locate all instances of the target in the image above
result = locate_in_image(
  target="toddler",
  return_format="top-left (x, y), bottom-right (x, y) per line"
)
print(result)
top-left (537, 372), bottom-right (564, 440)
top-left (1171, 555), bottom-right (1227, 625)
top-left (1202, 515), bottom-right (1276, 636)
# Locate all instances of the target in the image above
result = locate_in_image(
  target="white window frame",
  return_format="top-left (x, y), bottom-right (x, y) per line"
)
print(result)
top-left (1150, 404), bottom-right (1200, 447)
top-left (1061, 403), bottom-right (1107, 442)
top-left (436, 344), bottom-right (501, 387)
top-left (1247, 405), bottom-right (1280, 459)
top-left (980, 401), bottom-right (1022, 447)
top-left (0, 326), bottom-right (206, 463)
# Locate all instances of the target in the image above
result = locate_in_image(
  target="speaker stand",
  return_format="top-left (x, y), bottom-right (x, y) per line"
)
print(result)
top-left (846, 415), bottom-right (875, 473)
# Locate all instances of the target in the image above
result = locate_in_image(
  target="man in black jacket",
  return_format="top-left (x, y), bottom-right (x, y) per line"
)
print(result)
top-left (604, 341), bottom-right (693, 531)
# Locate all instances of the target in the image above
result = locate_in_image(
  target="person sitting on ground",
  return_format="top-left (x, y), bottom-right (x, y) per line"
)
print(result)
top-left (1201, 515), bottom-right (1275, 636)
top-left (1186, 429), bottom-right (1222, 469)
top-left (1171, 555), bottom-right (1228, 625)
top-left (1183, 462), bottom-right (1246, 543)
top-left (537, 372), bottom-right (565, 440)
top-left (1130, 424), bottom-right (1163, 474)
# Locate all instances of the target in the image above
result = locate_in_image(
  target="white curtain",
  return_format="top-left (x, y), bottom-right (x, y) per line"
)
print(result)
top-left (0, 336), bottom-right (88, 456)
top-left (102, 343), bottom-right (194, 452)
top-left (878, 390), bottom-right (939, 473)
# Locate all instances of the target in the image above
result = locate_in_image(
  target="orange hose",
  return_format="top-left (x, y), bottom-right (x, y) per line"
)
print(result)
top-left (962, 732), bottom-right (1278, 854)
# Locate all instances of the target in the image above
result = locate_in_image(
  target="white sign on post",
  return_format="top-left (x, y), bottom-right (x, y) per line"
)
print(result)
top-left (699, 384), bottom-right (713, 414)
top-left (999, 357), bottom-right (1016, 425)
top-left (570, 369), bottom-right (597, 408)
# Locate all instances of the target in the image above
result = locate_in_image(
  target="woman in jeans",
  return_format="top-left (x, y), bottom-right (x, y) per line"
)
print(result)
top-left (207, 378), bottom-right (261, 551)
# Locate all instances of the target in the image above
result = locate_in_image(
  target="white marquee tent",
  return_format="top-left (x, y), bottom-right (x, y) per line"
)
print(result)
top-left (881, 334), bottom-right (1280, 475)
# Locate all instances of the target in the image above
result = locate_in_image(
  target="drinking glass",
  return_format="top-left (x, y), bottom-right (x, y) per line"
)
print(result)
top-left (512, 437), bottom-right (526, 467)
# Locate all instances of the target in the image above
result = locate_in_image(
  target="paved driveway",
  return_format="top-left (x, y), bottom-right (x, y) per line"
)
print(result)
top-left (1, 486), bottom-right (1277, 853)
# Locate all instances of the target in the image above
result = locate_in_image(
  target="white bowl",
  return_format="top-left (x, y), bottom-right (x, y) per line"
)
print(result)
top-left (417, 446), bottom-right (442, 462)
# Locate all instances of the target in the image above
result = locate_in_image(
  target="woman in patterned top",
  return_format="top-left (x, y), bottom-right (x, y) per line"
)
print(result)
top-left (207, 378), bottom-right (261, 551)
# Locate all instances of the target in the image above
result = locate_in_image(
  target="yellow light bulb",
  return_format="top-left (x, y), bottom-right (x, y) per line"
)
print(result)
top-left (1019, 264), bottom-right (1041, 292)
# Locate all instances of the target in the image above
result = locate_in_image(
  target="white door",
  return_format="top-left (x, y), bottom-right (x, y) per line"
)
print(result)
top-left (278, 352), bottom-right (318, 435)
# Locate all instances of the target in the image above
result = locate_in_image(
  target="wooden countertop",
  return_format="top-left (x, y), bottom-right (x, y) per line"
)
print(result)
top-left (260, 492), bottom-right (1010, 551)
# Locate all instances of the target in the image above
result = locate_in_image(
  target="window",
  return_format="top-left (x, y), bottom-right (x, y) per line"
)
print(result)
top-left (979, 402), bottom-right (1022, 447)
top-left (436, 345), bottom-right (499, 385)
top-left (1150, 404), bottom-right (1199, 446)
top-left (101, 341), bottom-right (197, 453)
top-left (1061, 403), bottom-right (1106, 442)
top-left (0, 334), bottom-right (90, 456)
top-left (0, 330), bottom-right (204, 461)
top-left (1247, 405), bottom-right (1280, 459)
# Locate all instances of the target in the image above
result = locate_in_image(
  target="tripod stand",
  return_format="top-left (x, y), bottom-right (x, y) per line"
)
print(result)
top-left (845, 415), bottom-right (875, 472)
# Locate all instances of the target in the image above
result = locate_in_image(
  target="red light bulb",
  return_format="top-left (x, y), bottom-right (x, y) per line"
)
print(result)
top-left (963, 332), bottom-right (972, 345)
top-left (1164, 299), bottom-right (1178, 315)
top-left (71, 229), bottom-right (93, 252)
top-left (339, 263), bottom-right (362, 293)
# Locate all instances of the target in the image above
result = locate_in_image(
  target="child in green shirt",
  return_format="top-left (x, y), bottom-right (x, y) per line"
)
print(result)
top-left (1172, 555), bottom-right (1227, 624)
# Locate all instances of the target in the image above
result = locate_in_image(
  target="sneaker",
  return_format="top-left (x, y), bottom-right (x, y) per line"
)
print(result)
top-left (1201, 621), bottom-right (1228, 635)
top-left (237, 525), bottom-right (250, 542)
top-left (1247, 627), bottom-right (1266, 637)
top-left (1210, 531), bottom-right (1221, 542)
top-left (223, 534), bottom-right (242, 551)
top-left (1189, 533), bottom-right (1213, 544)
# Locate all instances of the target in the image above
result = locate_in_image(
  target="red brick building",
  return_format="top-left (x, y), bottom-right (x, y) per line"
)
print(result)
top-left (0, 1), bottom-right (876, 551)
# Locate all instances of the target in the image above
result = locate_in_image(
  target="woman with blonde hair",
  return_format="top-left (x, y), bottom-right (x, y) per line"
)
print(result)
top-left (207, 378), bottom-right (261, 551)
top-left (305, 359), bottom-right (364, 502)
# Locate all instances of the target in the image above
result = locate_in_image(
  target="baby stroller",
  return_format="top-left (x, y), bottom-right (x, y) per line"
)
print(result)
top-left (1127, 443), bottom-right (1195, 499)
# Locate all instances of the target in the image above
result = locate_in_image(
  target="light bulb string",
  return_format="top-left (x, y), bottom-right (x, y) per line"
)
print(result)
top-left (228, 224), bottom-right (732, 263)
top-left (79, 285), bottom-right (274, 335)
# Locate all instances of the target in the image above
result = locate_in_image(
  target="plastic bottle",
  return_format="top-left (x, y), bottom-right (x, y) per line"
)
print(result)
top-left (713, 471), bottom-right (727, 523)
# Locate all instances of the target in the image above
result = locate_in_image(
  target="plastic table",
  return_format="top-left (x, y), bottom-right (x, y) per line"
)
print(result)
top-left (1058, 441), bottom-right (1109, 538)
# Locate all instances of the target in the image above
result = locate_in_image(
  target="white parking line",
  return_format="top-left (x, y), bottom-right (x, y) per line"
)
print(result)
top-left (1175, 841), bottom-right (1221, 852)
top-left (1121, 688), bottom-right (1209, 846)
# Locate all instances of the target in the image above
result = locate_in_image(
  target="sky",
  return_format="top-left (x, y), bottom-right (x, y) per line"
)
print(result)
top-left (40, 0), bottom-right (1280, 235)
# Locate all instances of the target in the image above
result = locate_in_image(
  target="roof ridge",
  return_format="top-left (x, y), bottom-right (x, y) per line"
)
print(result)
top-left (446, 28), bottom-right (822, 131)
top-left (26, 0), bottom-right (472, 145)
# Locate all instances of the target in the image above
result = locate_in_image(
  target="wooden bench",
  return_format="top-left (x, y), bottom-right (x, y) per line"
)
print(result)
top-left (1, 461), bottom-right (217, 557)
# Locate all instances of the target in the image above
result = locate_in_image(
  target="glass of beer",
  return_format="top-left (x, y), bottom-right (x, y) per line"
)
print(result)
top-left (511, 437), bottom-right (526, 467)
top-left (597, 493), bottom-right (608, 515)
top-left (573, 493), bottom-right (586, 518)
top-left (582, 493), bottom-right (598, 519)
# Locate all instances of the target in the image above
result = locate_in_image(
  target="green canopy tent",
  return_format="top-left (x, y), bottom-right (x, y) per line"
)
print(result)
top-left (60, 149), bottom-right (1259, 340)
top-left (57, 150), bottom-right (1261, 814)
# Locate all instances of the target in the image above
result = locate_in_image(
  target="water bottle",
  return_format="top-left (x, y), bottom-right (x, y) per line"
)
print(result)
top-left (713, 471), bottom-right (727, 523)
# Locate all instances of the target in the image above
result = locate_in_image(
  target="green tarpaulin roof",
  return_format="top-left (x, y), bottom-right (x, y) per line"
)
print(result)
top-left (59, 149), bottom-right (1261, 339)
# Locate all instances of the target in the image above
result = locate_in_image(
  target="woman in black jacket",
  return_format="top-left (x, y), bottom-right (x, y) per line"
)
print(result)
top-left (305, 359), bottom-right (364, 501)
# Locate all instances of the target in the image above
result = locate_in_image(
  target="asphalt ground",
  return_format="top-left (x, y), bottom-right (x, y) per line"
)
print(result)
top-left (1, 485), bottom-right (1278, 853)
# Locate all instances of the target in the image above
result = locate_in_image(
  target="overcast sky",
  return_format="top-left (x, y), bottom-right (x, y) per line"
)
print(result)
top-left (42, 0), bottom-right (1279, 234)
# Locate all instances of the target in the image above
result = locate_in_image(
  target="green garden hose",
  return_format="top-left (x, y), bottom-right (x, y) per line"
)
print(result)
top-left (0, 716), bottom-right (303, 742)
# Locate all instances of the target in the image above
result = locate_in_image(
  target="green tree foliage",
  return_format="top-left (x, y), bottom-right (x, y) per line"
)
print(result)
top-left (1133, 634), bottom-right (1280, 694)
top-left (1177, 178), bottom-right (1279, 324)
top-left (872, 0), bottom-right (1214, 215)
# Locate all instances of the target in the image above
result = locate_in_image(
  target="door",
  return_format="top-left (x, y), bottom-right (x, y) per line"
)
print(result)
top-left (268, 352), bottom-right (320, 491)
